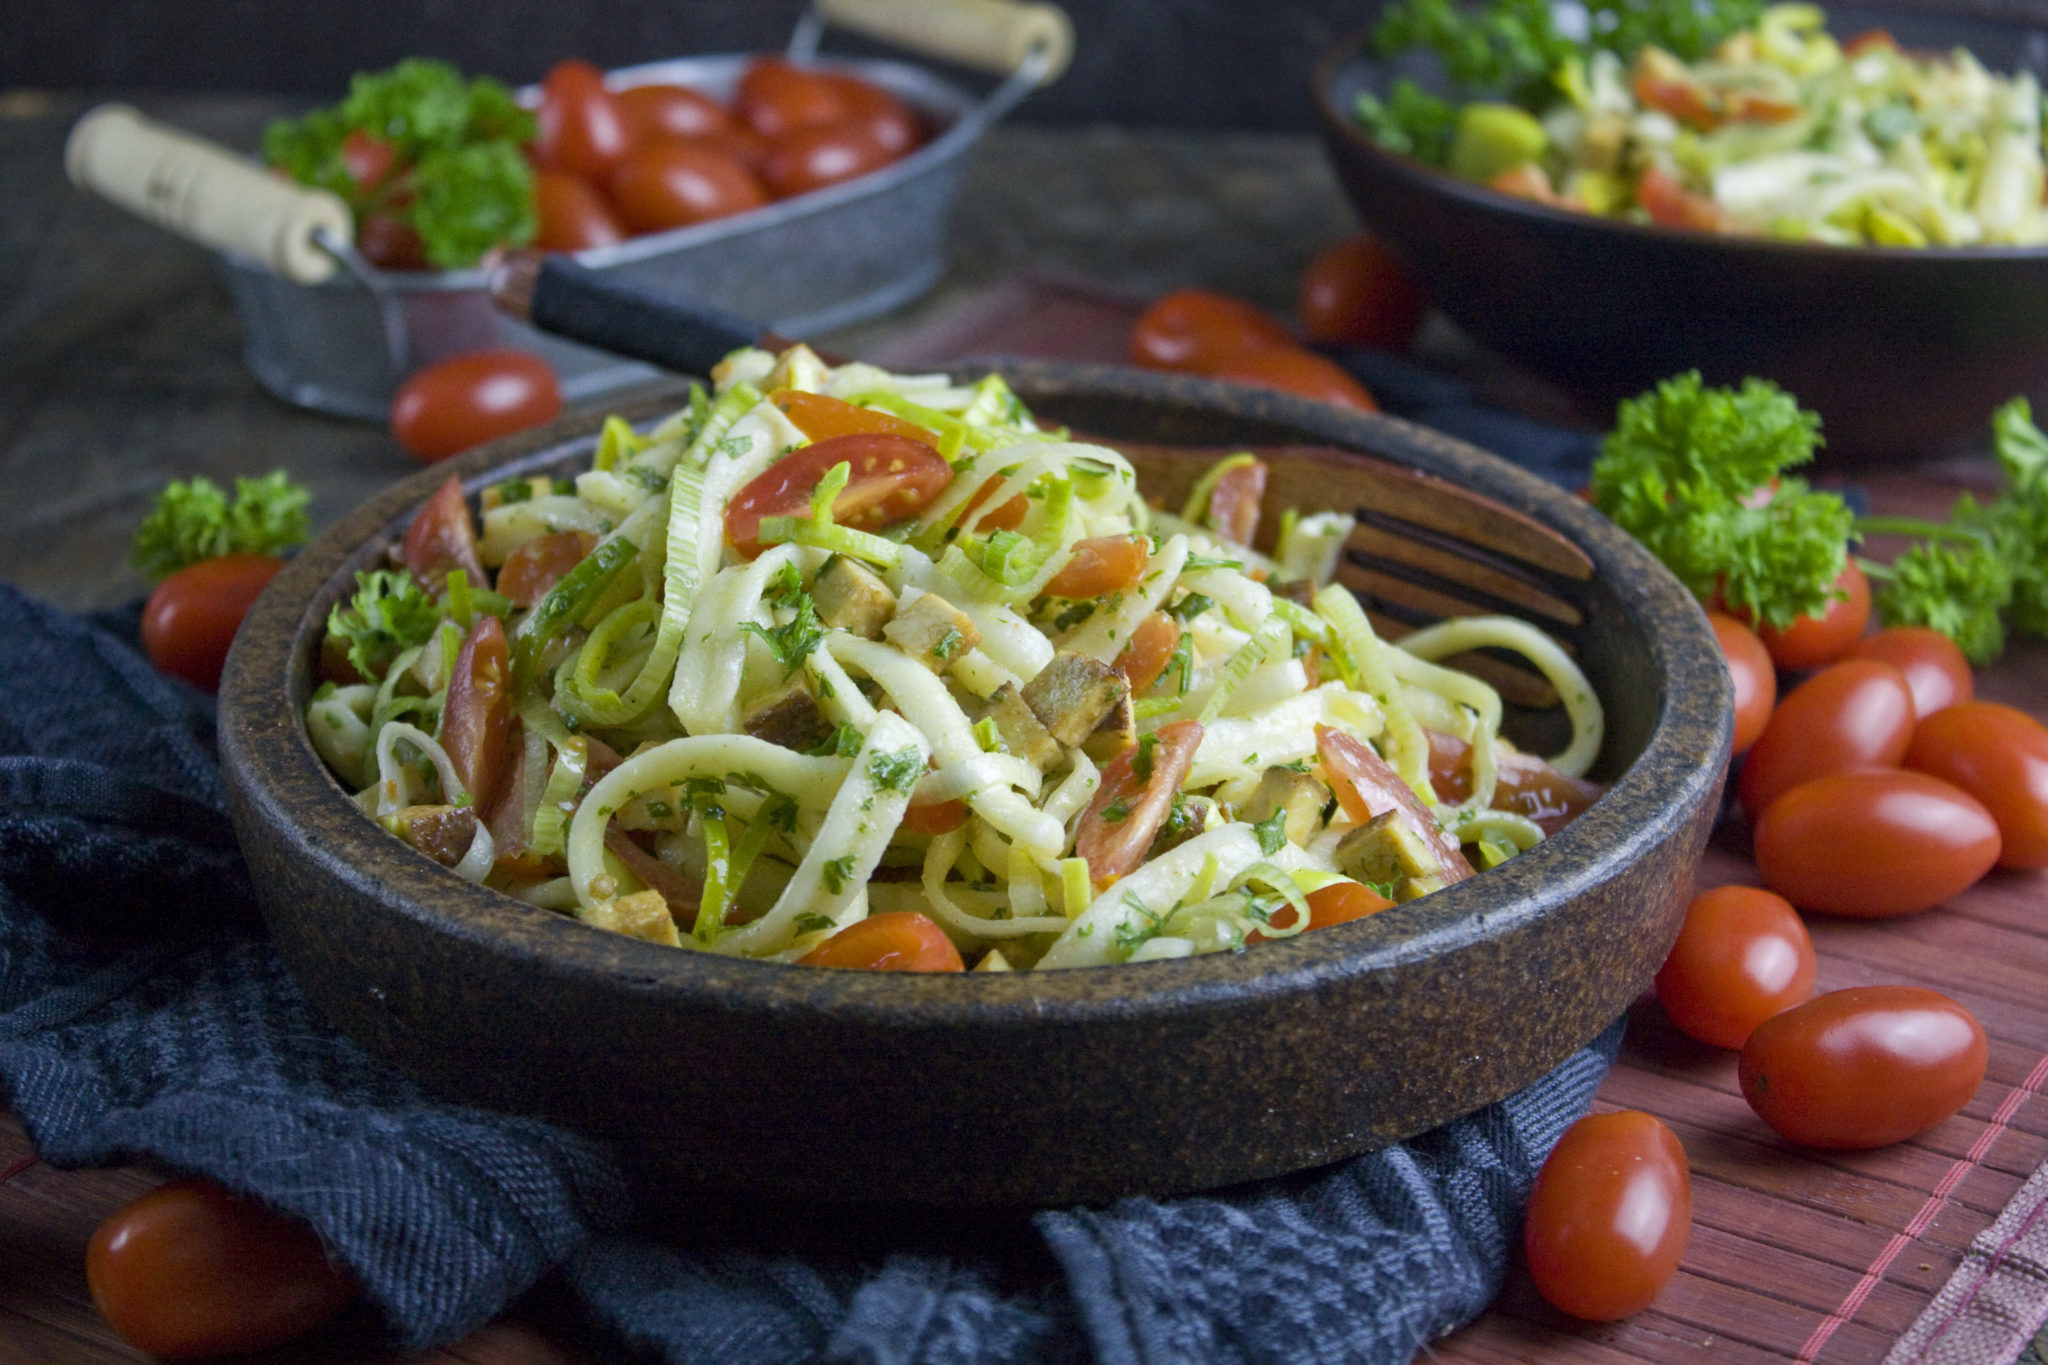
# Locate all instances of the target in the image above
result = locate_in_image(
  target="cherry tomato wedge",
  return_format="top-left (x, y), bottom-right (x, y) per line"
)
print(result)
top-left (1317, 724), bottom-right (1475, 882)
top-left (1424, 730), bottom-right (1603, 837)
top-left (761, 120), bottom-right (897, 198)
top-left (1205, 346), bottom-right (1379, 413)
top-left (899, 799), bottom-right (969, 837)
top-left (1848, 627), bottom-right (1973, 718)
top-left (1130, 288), bottom-right (1295, 373)
top-left (87, 1177), bottom-right (359, 1359)
top-left (402, 474), bottom-right (488, 588)
top-left (141, 553), bottom-right (283, 691)
top-left (1045, 535), bottom-right (1149, 599)
top-left (1708, 611), bottom-right (1776, 756)
top-left (1755, 769), bottom-right (2001, 917)
top-left (770, 388), bottom-right (935, 445)
top-left (1076, 721), bottom-right (1205, 886)
top-left (1654, 885), bottom-right (1814, 1049)
top-left (956, 477), bottom-right (1028, 533)
top-left (1113, 612), bottom-right (1181, 694)
top-left (797, 912), bottom-right (963, 971)
top-left (1754, 559), bottom-right (1871, 671)
top-left (1523, 1110), bottom-right (1691, 1321)
top-left (1739, 986), bottom-right (1987, 1149)
top-left (724, 433), bottom-right (952, 558)
top-left (615, 83), bottom-right (730, 144)
top-left (441, 614), bottom-right (511, 814)
top-left (533, 169), bottom-right (625, 252)
top-left (496, 530), bottom-right (599, 608)
top-left (1204, 457), bottom-right (1268, 546)
top-left (1298, 235), bottom-right (1425, 350)
top-left (391, 350), bottom-right (563, 463)
top-left (1905, 701), bottom-right (2048, 869)
top-left (1737, 658), bottom-right (1916, 820)
top-left (532, 59), bottom-right (633, 181)
top-left (1248, 879), bottom-right (1395, 942)
top-left (608, 142), bottom-right (767, 231)
top-left (1636, 164), bottom-right (1727, 230)
top-left (734, 58), bottom-right (849, 139)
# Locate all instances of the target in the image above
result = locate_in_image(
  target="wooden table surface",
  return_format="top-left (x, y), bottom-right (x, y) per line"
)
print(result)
top-left (6, 91), bottom-right (2048, 1364)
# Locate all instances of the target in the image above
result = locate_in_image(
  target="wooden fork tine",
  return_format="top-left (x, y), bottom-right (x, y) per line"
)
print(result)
top-left (1347, 523), bottom-right (1584, 627)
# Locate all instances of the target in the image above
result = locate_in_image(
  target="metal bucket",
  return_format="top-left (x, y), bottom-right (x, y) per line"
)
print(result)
top-left (219, 51), bottom-right (1009, 419)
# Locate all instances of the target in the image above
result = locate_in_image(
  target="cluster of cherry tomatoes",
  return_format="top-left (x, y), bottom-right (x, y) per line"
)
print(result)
top-left (527, 56), bottom-right (924, 252)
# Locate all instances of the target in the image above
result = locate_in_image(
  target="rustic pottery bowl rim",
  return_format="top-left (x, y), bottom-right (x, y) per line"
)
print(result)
top-left (219, 362), bottom-right (1730, 1033)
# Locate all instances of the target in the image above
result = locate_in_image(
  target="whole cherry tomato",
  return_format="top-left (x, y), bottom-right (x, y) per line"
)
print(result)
top-left (1754, 559), bottom-right (1871, 671)
top-left (683, 124), bottom-right (772, 170)
top-left (496, 529), bottom-right (598, 607)
top-left (1207, 345), bottom-right (1380, 413)
top-left (1654, 885), bottom-right (1814, 1049)
top-left (615, 83), bottom-right (730, 144)
top-left (1130, 289), bottom-right (1295, 372)
top-left (734, 58), bottom-right (849, 138)
top-left (391, 350), bottom-right (563, 463)
top-left (1202, 457), bottom-right (1269, 545)
top-left (338, 129), bottom-right (398, 194)
top-left (141, 553), bottom-right (283, 691)
top-left (1848, 627), bottom-right (1973, 718)
top-left (1044, 535), bottom-right (1149, 599)
top-left (1737, 659), bottom-right (1916, 820)
top-left (355, 213), bottom-right (427, 270)
top-left (724, 433), bottom-right (952, 558)
top-left (533, 170), bottom-right (625, 252)
top-left (822, 72), bottom-right (922, 155)
top-left (1739, 986), bottom-right (1987, 1148)
top-left (1754, 770), bottom-right (2001, 917)
top-left (1905, 701), bottom-right (2048, 869)
top-left (1077, 720), bottom-right (1205, 885)
top-left (1708, 611), bottom-right (1775, 756)
top-left (607, 142), bottom-right (768, 232)
top-left (532, 59), bottom-right (634, 181)
top-left (1297, 235), bottom-right (1426, 350)
top-left (797, 912), bottom-right (963, 971)
top-left (761, 120), bottom-right (897, 198)
top-left (1113, 612), bottom-right (1182, 694)
top-left (441, 614), bottom-right (511, 813)
top-left (402, 473), bottom-right (487, 588)
top-left (87, 1177), bottom-right (359, 1359)
top-left (1523, 1110), bottom-right (1691, 1321)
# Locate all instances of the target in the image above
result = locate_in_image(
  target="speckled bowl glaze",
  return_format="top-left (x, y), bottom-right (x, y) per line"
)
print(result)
top-left (218, 364), bottom-right (1730, 1206)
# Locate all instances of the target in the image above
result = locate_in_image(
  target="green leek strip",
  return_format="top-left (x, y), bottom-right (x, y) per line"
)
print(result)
top-left (757, 516), bottom-right (902, 570)
top-left (446, 570), bottom-right (475, 630)
top-left (809, 461), bottom-right (851, 518)
top-left (1232, 860), bottom-right (1313, 936)
top-left (1179, 452), bottom-right (1261, 529)
top-left (1313, 583), bottom-right (1434, 804)
top-left (528, 735), bottom-right (589, 858)
top-left (845, 390), bottom-right (972, 460)
top-left (1387, 647), bottom-right (1503, 815)
top-left (1059, 858), bottom-right (1092, 917)
top-left (693, 802), bottom-right (734, 942)
top-left (1391, 615), bottom-right (1605, 779)
top-left (1268, 597), bottom-right (1330, 644)
top-left (1134, 696), bottom-right (1183, 720)
top-left (940, 476), bottom-right (1076, 604)
top-left (510, 536), bottom-right (641, 690)
top-left (957, 373), bottom-right (1025, 429)
top-left (699, 796), bottom-right (794, 943)
top-left (593, 415), bottom-right (648, 472)
top-left (1198, 616), bottom-right (1289, 724)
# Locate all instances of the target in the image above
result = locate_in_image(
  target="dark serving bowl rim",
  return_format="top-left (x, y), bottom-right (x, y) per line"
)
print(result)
top-left (220, 362), bottom-right (1730, 1032)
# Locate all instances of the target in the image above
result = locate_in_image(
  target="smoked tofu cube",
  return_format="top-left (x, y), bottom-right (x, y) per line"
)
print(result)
top-left (742, 682), bottom-right (834, 753)
top-left (812, 555), bottom-right (897, 639)
top-left (1239, 767), bottom-right (1332, 849)
top-left (884, 592), bottom-right (980, 673)
top-left (381, 804), bottom-right (477, 867)
top-left (1079, 693), bottom-right (1136, 764)
top-left (583, 889), bottom-right (682, 946)
top-left (1022, 652), bottom-right (1128, 748)
top-left (984, 683), bottom-right (1062, 769)
top-left (1334, 811), bottom-right (1449, 902)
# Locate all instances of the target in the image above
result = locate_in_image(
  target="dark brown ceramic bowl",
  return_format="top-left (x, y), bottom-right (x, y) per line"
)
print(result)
top-left (218, 364), bottom-right (1729, 1207)
top-left (1312, 2), bottom-right (2048, 463)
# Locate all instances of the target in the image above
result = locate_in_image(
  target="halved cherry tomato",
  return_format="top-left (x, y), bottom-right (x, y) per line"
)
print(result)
top-left (141, 553), bottom-right (283, 691)
top-left (441, 614), bottom-right (511, 813)
top-left (797, 911), bottom-right (963, 971)
top-left (1298, 235), bottom-right (1425, 350)
top-left (391, 350), bottom-right (563, 463)
top-left (1249, 879), bottom-right (1395, 942)
top-left (402, 474), bottom-right (487, 588)
top-left (734, 58), bottom-right (849, 139)
top-left (1737, 658), bottom-right (1915, 820)
top-left (1905, 701), bottom-right (2048, 869)
top-left (900, 799), bottom-right (969, 837)
top-left (1849, 626), bottom-right (1973, 718)
top-left (1423, 730), bottom-right (1603, 836)
top-left (1754, 559), bottom-right (1871, 671)
top-left (1317, 724), bottom-right (1475, 881)
top-left (822, 73), bottom-right (922, 155)
top-left (87, 1177), bottom-right (359, 1359)
top-left (496, 530), bottom-right (599, 607)
top-left (533, 59), bottom-right (633, 181)
top-left (770, 389), bottom-right (935, 445)
top-left (1044, 535), bottom-right (1149, 599)
top-left (1130, 289), bottom-right (1295, 372)
top-left (533, 170), bottom-right (625, 252)
top-left (1206, 346), bottom-right (1380, 413)
top-left (1523, 1111), bottom-right (1691, 1321)
top-left (616, 83), bottom-right (730, 144)
top-left (1709, 611), bottom-right (1776, 756)
top-left (1755, 770), bottom-right (2001, 917)
top-left (608, 142), bottom-right (767, 232)
top-left (761, 120), bottom-right (896, 198)
top-left (1204, 457), bottom-right (1268, 545)
top-left (1113, 612), bottom-right (1181, 694)
top-left (724, 433), bottom-right (952, 558)
top-left (1076, 721), bottom-right (1204, 886)
top-left (1739, 986), bottom-right (1986, 1149)
top-left (1636, 165), bottom-right (1727, 231)
top-left (1654, 885), bottom-right (1814, 1050)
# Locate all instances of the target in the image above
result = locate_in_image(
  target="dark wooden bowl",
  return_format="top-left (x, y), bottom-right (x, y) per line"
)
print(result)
top-left (218, 364), bottom-right (1729, 1207)
top-left (1311, 3), bottom-right (2048, 464)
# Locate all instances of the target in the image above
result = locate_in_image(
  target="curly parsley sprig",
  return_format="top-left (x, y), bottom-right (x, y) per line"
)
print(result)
top-left (131, 471), bottom-right (311, 583)
top-left (328, 569), bottom-right (441, 679)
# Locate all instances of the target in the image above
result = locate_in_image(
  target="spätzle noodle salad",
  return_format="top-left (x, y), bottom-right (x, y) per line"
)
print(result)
top-left (305, 346), bottom-right (1607, 971)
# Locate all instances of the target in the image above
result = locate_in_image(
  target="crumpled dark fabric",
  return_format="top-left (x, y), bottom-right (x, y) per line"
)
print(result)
top-left (0, 581), bottom-right (1622, 1364)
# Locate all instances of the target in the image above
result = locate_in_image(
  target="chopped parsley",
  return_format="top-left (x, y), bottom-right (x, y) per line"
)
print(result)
top-left (807, 722), bottom-right (865, 757)
top-left (932, 627), bottom-right (966, 661)
top-left (793, 913), bottom-right (835, 936)
top-left (821, 856), bottom-right (857, 896)
top-left (1252, 807), bottom-right (1289, 855)
top-left (1132, 732), bottom-right (1160, 783)
top-left (866, 745), bottom-right (925, 796)
top-left (1182, 555), bottom-right (1243, 572)
top-left (1052, 601), bottom-right (1097, 632)
top-left (739, 565), bottom-right (824, 678)
top-left (1100, 798), bottom-right (1132, 824)
top-left (1170, 592), bottom-right (1215, 621)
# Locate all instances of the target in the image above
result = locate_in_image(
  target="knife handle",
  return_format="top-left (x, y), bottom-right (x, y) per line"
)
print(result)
top-left (500, 254), bottom-right (768, 377)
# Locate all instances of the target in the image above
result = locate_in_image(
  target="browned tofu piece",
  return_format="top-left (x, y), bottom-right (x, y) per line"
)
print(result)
top-left (742, 682), bottom-right (834, 752)
top-left (1334, 811), bottom-right (1448, 902)
top-left (883, 592), bottom-right (981, 673)
top-left (984, 683), bottom-right (1061, 769)
top-left (1266, 577), bottom-right (1316, 607)
top-left (1079, 693), bottom-right (1136, 764)
top-left (812, 555), bottom-right (896, 639)
top-left (1240, 766), bottom-right (1332, 849)
top-left (382, 804), bottom-right (478, 867)
top-left (1021, 652), bottom-right (1128, 748)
